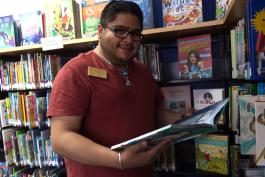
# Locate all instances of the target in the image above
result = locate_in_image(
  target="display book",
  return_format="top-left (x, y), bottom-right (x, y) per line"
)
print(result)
top-left (111, 98), bottom-right (229, 151)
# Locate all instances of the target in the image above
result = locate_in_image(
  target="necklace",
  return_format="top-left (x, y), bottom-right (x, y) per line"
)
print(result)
top-left (94, 46), bottom-right (132, 87)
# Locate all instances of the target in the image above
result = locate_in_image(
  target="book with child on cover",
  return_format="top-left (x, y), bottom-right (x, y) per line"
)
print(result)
top-left (111, 98), bottom-right (229, 151)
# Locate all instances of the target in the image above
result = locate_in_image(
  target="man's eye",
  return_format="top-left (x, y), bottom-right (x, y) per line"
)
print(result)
top-left (115, 28), bottom-right (127, 34)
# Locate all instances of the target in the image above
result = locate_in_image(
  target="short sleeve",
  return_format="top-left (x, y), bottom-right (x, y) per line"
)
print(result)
top-left (47, 65), bottom-right (90, 117)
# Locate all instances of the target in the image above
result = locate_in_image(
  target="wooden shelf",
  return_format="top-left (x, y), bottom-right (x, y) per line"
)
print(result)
top-left (0, 0), bottom-right (246, 56)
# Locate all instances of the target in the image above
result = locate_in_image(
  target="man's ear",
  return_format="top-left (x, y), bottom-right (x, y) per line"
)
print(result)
top-left (98, 24), bottom-right (104, 38)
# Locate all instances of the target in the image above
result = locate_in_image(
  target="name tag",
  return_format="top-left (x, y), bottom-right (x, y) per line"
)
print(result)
top-left (88, 66), bottom-right (107, 79)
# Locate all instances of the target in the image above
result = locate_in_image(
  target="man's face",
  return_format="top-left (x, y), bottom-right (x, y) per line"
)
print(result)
top-left (98, 13), bottom-right (142, 66)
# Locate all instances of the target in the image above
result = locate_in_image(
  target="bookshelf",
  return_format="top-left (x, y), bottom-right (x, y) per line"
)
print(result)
top-left (0, 0), bottom-right (251, 176)
top-left (0, 0), bottom-right (245, 56)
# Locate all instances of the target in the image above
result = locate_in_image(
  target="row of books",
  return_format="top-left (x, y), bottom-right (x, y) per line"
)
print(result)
top-left (0, 0), bottom-right (232, 48)
top-left (229, 82), bottom-right (265, 133)
top-left (0, 161), bottom-right (66, 177)
top-left (1, 128), bottom-right (64, 168)
top-left (0, 92), bottom-right (50, 129)
top-left (0, 53), bottom-right (61, 91)
top-left (152, 85), bottom-right (225, 172)
top-left (140, 33), bottom-right (213, 81)
top-left (230, 0), bottom-right (265, 81)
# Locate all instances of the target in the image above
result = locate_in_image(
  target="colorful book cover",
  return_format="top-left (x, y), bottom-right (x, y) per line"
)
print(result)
top-left (193, 88), bottom-right (224, 110)
top-left (44, 0), bottom-right (76, 39)
top-left (0, 15), bottom-right (16, 48)
top-left (161, 85), bottom-right (191, 114)
top-left (162, 0), bottom-right (203, 26)
top-left (19, 10), bottom-right (43, 45)
top-left (178, 34), bottom-right (212, 79)
top-left (255, 101), bottom-right (265, 166)
top-left (247, 0), bottom-right (265, 80)
top-left (82, 2), bottom-right (107, 37)
top-left (195, 134), bottom-right (229, 175)
top-left (216, 0), bottom-right (228, 19)
top-left (124, 0), bottom-right (154, 29)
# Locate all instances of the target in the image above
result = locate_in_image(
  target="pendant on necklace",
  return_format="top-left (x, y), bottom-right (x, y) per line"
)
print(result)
top-left (125, 79), bottom-right (131, 87)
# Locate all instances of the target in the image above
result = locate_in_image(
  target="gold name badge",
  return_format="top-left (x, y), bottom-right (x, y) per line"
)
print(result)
top-left (88, 66), bottom-right (107, 79)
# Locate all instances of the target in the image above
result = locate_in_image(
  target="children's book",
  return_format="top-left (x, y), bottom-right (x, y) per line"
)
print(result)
top-left (216, 0), bottom-right (229, 19)
top-left (178, 34), bottom-right (212, 80)
top-left (161, 85), bottom-right (191, 115)
top-left (195, 134), bottom-right (229, 175)
top-left (123, 0), bottom-right (154, 29)
top-left (255, 101), bottom-right (265, 166)
top-left (247, 0), bottom-right (265, 80)
top-left (111, 98), bottom-right (229, 151)
top-left (19, 10), bottom-right (43, 45)
top-left (82, 2), bottom-right (108, 38)
top-left (44, 0), bottom-right (77, 40)
top-left (0, 15), bottom-right (16, 48)
top-left (162, 0), bottom-right (203, 27)
top-left (239, 95), bottom-right (256, 155)
top-left (193, 88), bottom-right (224, 110)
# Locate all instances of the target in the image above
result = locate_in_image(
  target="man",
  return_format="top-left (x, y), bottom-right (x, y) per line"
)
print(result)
top-left (48, 1), bottom-right (185, 177)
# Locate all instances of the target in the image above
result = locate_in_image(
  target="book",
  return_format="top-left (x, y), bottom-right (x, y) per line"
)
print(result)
top-left (178, 34), bottom-right (212, 79)
top-left (123, 0), bottom-right (154, 29)
top-left (44, 0), bottom-right (77, 40)
top-left (19, 10), bottom-right (43, 45)
top-left (111, 98), bottom-right (229, 151)
top-left (193, 88), bottom-right (224, 110)
top-left (161, 0), bottom-right (203, 26)
top-left (0, 15), bottom-right (16, 48)
top-left (216, 0), bottom-right (229, 19)
top-left (81, 2), bottom-right (108, 38)
top-left (247, 0), bottom-right (265, 80)
top-left (195, 134), bottom-right (229, 175)
top-left (161, 85), bottom-right (191, 115)
top-left (255, 101), bottom-right (265, 166)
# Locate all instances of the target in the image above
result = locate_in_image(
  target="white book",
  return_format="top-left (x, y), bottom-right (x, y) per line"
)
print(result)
top-left (193, 88), bottom-right (224, 110)
top-left (255, 101), bottom-right (265, 166)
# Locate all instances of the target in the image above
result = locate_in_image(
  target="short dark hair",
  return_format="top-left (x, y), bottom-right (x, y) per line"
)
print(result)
top-left (100, 1), bottom-right (143, 30)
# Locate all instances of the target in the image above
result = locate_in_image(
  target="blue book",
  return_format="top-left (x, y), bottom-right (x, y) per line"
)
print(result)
top-left (111, 98), bottom-right (229, 151)
top-left (123, 0), bottom-right (154, 29)
top-left (0, 15), bottom-right (16, 48)
top-left (19, 10), bottom-right (43, 45)
top-left (247, 0), bottom-right (265, 80)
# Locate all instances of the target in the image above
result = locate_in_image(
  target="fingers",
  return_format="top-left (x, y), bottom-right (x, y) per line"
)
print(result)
top-left (145, 139), bottom-right (172, 161)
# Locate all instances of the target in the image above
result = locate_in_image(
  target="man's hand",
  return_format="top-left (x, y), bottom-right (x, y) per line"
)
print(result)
top-left (119, 139), bottom-right (172, 169)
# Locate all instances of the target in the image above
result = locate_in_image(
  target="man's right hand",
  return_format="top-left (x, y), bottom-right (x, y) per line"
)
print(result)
top-left (119, 139), bottom-right (172, 169)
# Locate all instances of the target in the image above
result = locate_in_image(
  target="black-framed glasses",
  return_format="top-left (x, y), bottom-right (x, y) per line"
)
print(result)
top-left (103, 26), bottom-right (143, 41)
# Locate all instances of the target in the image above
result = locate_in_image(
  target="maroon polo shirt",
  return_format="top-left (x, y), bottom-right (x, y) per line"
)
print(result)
top-left (47, 51), bottom-right (163, 177)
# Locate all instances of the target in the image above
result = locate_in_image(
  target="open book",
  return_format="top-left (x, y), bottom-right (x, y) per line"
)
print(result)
top-left (111, 98), bottom-right (229, 151)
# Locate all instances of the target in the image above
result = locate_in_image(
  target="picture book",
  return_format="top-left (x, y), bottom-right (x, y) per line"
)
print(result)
top-left (161, 85), bottom-right (191, 115)
top-left (82, 2), bottom-right (107, 38)
top-left (0, 15), bottom-right (16, 48)
top-left (247, 0), bottom-right (265, 80)
top-left (178, 34), bottom-right (212, 80)
top-left (216, 0), bottom-right (229, 19)
top-left (44, 0), bottom-right (77, 40)
top-left (239, 95), bottom-right (256, 155)
top-left (255, 101), bottom-right (265, 166)
top-left (193, 88), bottom-right (224, 110)
top-left (162, 0), bottom-right (203, 27)
top-left (195, 134), bottom-right (229, 175)
top-left (123, 0), bottom-right (154, 29)
top-left (111, 98), bottom-right (229, 151)
top-left (19, 10), bottom-right (43, 45)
